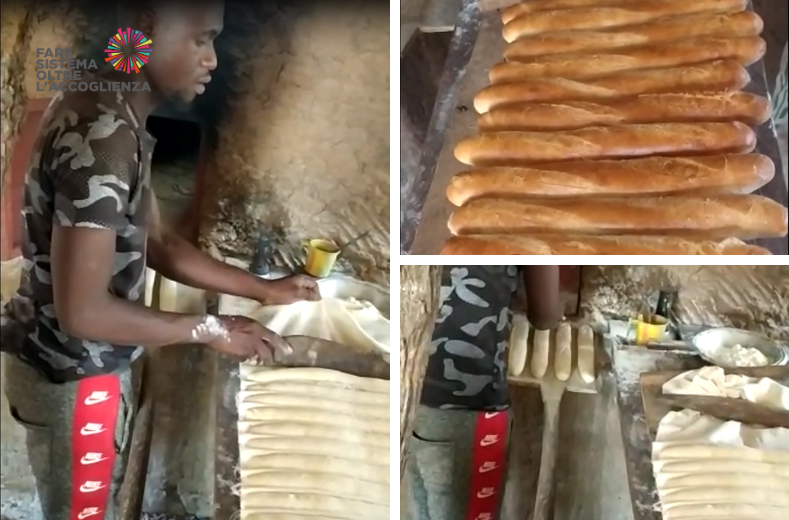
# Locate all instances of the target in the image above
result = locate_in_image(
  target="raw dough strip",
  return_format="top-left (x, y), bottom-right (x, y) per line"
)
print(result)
top-left (554, 322), bottom-right (572, 381)
top-left (239, 394), bottom-right (389, 419)
top-left (242, 367), bottom-right (389, 393)
top-left (576, 324), bottom-right (595, 383)
top-left (531, 329), bottom-right (550, 378)
top-left (508, 314), bottom-right (529, 377)
top-left (240, 470), bottom-right (388, 503)
top-left (241, 491), bottom-right (388, 518)
top-left (241, 422), bottom-right (389, 447)
top-left (240, 383), bottom-right (389, 404)
top-left (654, 459), bottom-right (789, 477)
top-left (243, 436), bottom-right (388, 465)
top-left (241, 380), bottom-right (388, 399)
top-left (657, 472), bottom-right (789, 490)
top-left (662, 503), bottom-right (788, 519)
top-left (237, 406), bottom-right (389, 434)
top-left (654, 443), bottom-right (789, 463)
top-left (240, 453), bottom-right (389, 484)
top-left (659, 487), bottom-right (789, 507)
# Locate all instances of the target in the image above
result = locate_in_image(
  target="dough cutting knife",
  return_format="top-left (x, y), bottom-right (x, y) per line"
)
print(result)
top-left (658, 393), bottom-right (789, 428)
top-left (269, 335), bottom-right (390, 380)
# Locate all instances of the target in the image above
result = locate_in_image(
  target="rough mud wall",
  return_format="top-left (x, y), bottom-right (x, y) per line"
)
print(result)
top-left (199, 0), bottom-right (390, 286)
top-left (399, 265), bottom-right (441, 482)
top-left (0, 3), bottom-right (34, 192)
top-left (580, 265), bottom-right (789, 340)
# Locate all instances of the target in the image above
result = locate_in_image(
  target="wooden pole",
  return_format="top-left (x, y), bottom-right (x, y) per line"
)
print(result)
top-left (399, 265), bottom-right (441, 482)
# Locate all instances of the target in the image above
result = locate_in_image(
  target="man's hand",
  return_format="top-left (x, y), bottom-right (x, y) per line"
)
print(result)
top-left (205, 315), bottom-right (291, 363)
top-left (258, 274), bottom-right (321, 306)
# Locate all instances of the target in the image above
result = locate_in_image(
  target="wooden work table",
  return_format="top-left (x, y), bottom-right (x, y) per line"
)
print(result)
top-left (608, 332), bottom-right (788, 520)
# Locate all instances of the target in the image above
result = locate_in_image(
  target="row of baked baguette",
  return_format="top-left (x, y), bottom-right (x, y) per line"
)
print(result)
top-left (440, 1), bottom-right (787, 255)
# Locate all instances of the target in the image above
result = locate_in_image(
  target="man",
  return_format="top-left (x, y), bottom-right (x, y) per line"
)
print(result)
top-left (407, 265), bottom-right (562, 520)
top-left (1, 1), bottom-right (319, 519)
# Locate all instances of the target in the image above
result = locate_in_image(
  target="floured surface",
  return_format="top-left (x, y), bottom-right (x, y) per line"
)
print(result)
top-left (653, 409), bottom-right (789, 519)
top-left (237, 366), bottom-right (390, 519)
top-left (663, 366), bottom-right (789, 409)
top-left (249, 297), bottom-right (390, 353)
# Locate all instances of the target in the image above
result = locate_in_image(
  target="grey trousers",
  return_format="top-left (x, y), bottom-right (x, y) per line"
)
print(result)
top-left (405, 406), bottom-right (511, 520)
top-left (3, 355), bottom-right (135, 520)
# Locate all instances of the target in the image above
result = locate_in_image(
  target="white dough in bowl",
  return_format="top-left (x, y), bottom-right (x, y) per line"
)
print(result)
top-left (250, 297), bottom-right (390, 353)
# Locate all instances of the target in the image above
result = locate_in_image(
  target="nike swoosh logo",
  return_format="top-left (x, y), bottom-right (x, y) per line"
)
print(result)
top-left (84, 396), bottom-right (111, 405)
top-left (477, 489), bottom-right (495, 498)
top-left (479, 464), bottom-right (498, 473)
top-left (80, 427), bottom-right (106, 435)
top-left (79, 484), bottom-right (105, 493)
top-left (77, 510), bottom-right (101, 519)
top-left (80, 456), bottom-right (108, 465)
top-left (484, 412), bottom-right (499, 419)
top-left (480, 438), bottom-right (499, 447)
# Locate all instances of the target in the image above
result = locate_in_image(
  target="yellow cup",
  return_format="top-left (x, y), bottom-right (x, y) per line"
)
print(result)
top-left (304, 239), bottom-right (340, 278)
top-left (634, 314), bottom-right (669, 345)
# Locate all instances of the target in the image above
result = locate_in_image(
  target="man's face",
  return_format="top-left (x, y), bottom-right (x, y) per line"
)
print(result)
top-left (141, 2), bottom-right (224, 103)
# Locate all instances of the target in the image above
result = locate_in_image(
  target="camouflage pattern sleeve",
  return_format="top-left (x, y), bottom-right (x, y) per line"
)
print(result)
top-left (51, 119), bottom-right (139, 230)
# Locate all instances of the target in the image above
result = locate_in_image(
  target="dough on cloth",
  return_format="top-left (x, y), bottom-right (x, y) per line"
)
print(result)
top-left (241, 491), bottom-right (388, 518)
top-left (242, 436), bottom-right (388, 465)
top-left (240, 366), bottom-right (389, 392)
top-left (238, 470), bottom-right (388, 501)
top-left (248, 296), bottom-right (390, 354)
top-left (240, 382), bottom-right (388, 405)
top-left (241, 422), bottom-right (389, 447)
top-left (240, 453), bottom-right (388, 484)
top-left (239, 393), bottom-right (389, 418)
top-left (663, 366), bottom-right (789, 409)
top-left (653, 410), bottom-right (789, 519)
top-left (238, 366), bottom-right (389, 519)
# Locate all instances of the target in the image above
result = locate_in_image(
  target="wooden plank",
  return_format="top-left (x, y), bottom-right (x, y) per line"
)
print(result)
top-left (409, 3), bottom-right (788, 255)
top-left (640, 366), bottom-right (789, 436)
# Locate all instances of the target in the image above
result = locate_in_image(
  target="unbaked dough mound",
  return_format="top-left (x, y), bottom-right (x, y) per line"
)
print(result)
top-left (251, 297), bottom-right (389, 353)
top-left (653, 410), bottom-right (789, 520)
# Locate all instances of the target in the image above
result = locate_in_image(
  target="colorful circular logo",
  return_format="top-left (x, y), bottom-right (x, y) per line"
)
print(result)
top-left (105, 28), bottom-right (152, 74)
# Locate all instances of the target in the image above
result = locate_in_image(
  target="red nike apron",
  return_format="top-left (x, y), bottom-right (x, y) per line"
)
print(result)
top-left (466, 411), bottom-right (509, 520)
top-left (70, 374), bottom-right (121, 520)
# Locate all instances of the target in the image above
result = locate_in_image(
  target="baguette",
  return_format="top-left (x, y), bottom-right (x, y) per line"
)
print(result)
top-left (454, 123), bottom-right (756, 166)
top-left (477, 93), bottom-right (772, 132)
top-left (445, 155), bottom-right (775, 205)
top-left (490, 37), bottom-right (766, 83)
top-left (474, 60), bottom-right (750, 113)
top-left (503, 12), bottom-right (765, 60)
top-left (440, 235), bottom-right (772, 255)
top-left (502, 0), bottom-right (638, 24)
top-left (447, 196), bottom-right (789, 240)
top-left (503, 0), bottom-right (749, 42)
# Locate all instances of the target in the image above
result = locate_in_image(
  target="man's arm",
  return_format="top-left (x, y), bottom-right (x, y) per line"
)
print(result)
top-left (49, 124), bottom-right (204, 347)
top-left (52, 227), bottom-right (204, 346)
top-left (145, 194), bottom-right (271, 301)
top-left (521, 265), bottom-right (563, 329)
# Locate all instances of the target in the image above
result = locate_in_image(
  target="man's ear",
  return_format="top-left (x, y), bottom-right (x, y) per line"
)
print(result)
top-left (136, 9), bottom-right (157, 38)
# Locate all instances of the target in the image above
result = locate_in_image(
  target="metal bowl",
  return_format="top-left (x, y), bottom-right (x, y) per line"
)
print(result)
top-left (318, 273), bottom-right (390, 318)
top-left (692, 327), bottom-right (789, 368)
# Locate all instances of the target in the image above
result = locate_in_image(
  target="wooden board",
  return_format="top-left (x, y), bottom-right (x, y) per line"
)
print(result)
top-left (408, 4), bottom-right (789, 255)
top-left (640, 366), bottom-right (789, 435)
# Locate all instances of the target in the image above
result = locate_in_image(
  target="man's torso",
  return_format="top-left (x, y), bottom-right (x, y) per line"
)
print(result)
top-left (420, 266), bottom-right (519, 411)
top-left (5, 79), bottom-right (155, 382)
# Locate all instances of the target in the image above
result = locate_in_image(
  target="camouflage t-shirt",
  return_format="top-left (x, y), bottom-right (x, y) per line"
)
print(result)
top-left (2, 82), bottom-right (154, 383)
top-left (419, 266), bottom-right (519, 411)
